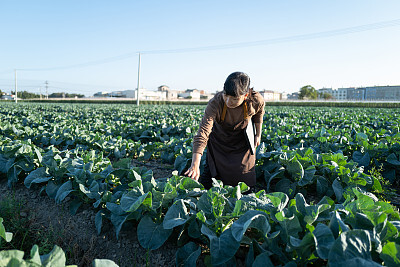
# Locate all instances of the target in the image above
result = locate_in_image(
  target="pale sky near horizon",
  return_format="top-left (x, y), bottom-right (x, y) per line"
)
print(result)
top-left (1, 0), bottom-right (400, 96)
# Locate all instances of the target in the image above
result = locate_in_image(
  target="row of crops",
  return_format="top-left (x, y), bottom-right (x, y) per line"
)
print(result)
top-left (0, 223), bottom-right (117, 267)
top-left (0, 102), bottom-right (400, 266)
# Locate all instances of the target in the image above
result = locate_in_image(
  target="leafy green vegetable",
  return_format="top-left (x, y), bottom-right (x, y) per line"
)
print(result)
top-left (175, 242), bottom-right (201, 267)
top-left (1, 103), bottom-right (400, 266)
top-left (137, 216), bottom-right (172, 250)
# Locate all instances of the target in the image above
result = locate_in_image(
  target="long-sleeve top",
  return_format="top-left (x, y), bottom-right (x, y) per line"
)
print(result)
top-left (193, 89), bottom-right (265, 155)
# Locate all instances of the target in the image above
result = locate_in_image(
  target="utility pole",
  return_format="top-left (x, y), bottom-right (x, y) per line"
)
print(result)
top-left (45, 81), bottom-right (49, 99)
top-left (14, 69), bottom-right (17, 103)
top-left (136, 53), bottom-right (141, 106)
top-left (39, 87), bottom-right (42, 100)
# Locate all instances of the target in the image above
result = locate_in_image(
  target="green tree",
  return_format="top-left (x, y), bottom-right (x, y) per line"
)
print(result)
top-left (11, 90), bottom-right (40, 99)
top-left (299, 85), bottom-right (317, 100)
top-left (318, 92), bottom-right (333, 100)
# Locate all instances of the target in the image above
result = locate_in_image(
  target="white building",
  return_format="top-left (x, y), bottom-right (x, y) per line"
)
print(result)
top-left (138, 89), bottom-right (167, 100)
top-left (332, 88), bottom-right (347, 100)
top-left (93, 89), bottom-right (166, 100)
top-left (317, 87), bottom-right (347, 100)
top-left (158, 85), bottom-right (180, 100)
top-left (178, 89), bottom-right (201, 99)
top-left (122, 89), bottom-right (167, 100)
top-left (260, 90), bottom-right (281, 101)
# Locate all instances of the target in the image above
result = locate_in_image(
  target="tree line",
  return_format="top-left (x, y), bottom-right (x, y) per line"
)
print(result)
top-left (9, 91), bottom-right (84, 99)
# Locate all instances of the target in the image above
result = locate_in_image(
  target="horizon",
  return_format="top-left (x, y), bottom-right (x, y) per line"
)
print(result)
top-left (1, 1), bottom-right (400, 97)
top-left (5, 84), bottom-right (400, 99)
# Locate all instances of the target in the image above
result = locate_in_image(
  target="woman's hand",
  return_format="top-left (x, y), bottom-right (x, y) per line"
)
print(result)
top-left (185, 164), bottom-right (200, 180)
top-left (184, 153), bottom-right (202, 180)
top-left (254, 135), bottom-right (261, 147)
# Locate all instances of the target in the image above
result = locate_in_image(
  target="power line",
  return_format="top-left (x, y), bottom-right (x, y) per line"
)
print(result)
top-left (18, 52), bottom-right (138, 72)
top-left (0, 70), bottom-right (14, 75)
top-left (140, 18), bottom-right (400, 54)
top-left (9, 18), bottom-right (400, 72)
top-left (46, 80), bottom-right (133, 89)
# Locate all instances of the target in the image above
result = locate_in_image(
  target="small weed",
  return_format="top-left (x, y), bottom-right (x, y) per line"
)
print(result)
top-left (0, 192), bottom-right (63, 255)
top-left (368, 165), bottom-right (397, 202)
top-left (146, 249), bottom-right (150, 267)
top-left (133, 249), bottom-right (138, 267)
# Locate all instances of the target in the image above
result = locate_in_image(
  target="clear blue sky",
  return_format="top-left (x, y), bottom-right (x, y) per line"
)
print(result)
top-left (1, 0), bottom-right (400, 96)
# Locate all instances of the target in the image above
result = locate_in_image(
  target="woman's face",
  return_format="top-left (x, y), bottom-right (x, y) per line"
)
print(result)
top-left (223, 92), bottom-right (248, 109)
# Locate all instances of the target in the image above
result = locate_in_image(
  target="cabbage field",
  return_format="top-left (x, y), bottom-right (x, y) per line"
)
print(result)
top-left (1, 102), bottom-right (400, 266)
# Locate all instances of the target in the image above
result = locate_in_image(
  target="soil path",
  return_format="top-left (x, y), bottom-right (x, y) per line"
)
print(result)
top-left (0, 160), bottom-right (177, 267)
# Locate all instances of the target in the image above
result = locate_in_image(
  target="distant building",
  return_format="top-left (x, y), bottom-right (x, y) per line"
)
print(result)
top-left (124, 89), bottom-right (166, 100)
top-left (317, 87), bottom-right (333, 94)
top-left (317, 87), bottom-right (346, 100)
top-left (200, 90), bottom-right (214, 100)
top-left (121, 90), bottom-right (136, 98)
top-left (158, 85), bottom-right (179, 100)
top-left (365, 86), bottom-right (400, 101)
top-left (139, 89), bottom-right (167, 100)
top-left (317, 88), bottom-right (333, 100)
top-left (1, 93), bottom-right (15, 100)
top-left (178, 89), bottom-right (201, 99)
top-left (158, 85), bottom-right (170, 91)
top-left (260, 90), bottom-right (281, 101)
top-left (332, 88), bottom-right (347, 100)
top-left (110, 91), bottom-right (125, 97)
top-left (93, 86), bottom-right (215, 101)
top-left (346, 87), bottom-right (365, 101)
top-left (316, 85), bottom-right (400, 101)
top-left (94, 91), bottom-right (109, 97)
top-left (287, 92), bottom-right (299, 100)
top-left (93, 89), bottom-right (166, 100)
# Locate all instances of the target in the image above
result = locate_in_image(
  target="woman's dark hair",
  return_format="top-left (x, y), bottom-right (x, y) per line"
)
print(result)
top-left (223, 72), bottom-right (250, 96)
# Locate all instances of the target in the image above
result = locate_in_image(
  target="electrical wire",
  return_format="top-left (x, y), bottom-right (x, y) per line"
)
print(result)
top-left (140, 18), bottom-right (400, 54)
top-left (19, 52), bottom-right (138, 71)
top-left (0, 70), bottom-right (14, 75)
top-left (12, 18), bottom-right (400, 72)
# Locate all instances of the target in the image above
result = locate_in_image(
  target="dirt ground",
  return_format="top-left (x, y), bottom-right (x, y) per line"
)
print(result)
top-left (0, 160), bottom-right (177, 267)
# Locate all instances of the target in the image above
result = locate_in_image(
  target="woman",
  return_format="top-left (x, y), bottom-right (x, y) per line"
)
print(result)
top-left (185, 72), bottom-right (265, 190)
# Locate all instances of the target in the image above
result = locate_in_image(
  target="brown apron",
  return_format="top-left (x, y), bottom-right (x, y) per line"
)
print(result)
top-left (207, 101), bottom-right (256, 187)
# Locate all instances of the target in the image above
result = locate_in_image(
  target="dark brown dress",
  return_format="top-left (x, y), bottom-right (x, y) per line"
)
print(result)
top-left (193, 89), bottom-right (265, 187)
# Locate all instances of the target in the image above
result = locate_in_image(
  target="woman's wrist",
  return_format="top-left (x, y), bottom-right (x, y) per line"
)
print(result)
top-left (192, 153), bottom-right (202, 165)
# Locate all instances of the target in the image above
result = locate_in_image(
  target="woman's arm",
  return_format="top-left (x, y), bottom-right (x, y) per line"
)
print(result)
top-left (252, 92), bottom-right (265, 148)
top-left (254, 122), bottom-right (262, 147)
top-left (185, 96), bottom-right (219, 180)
